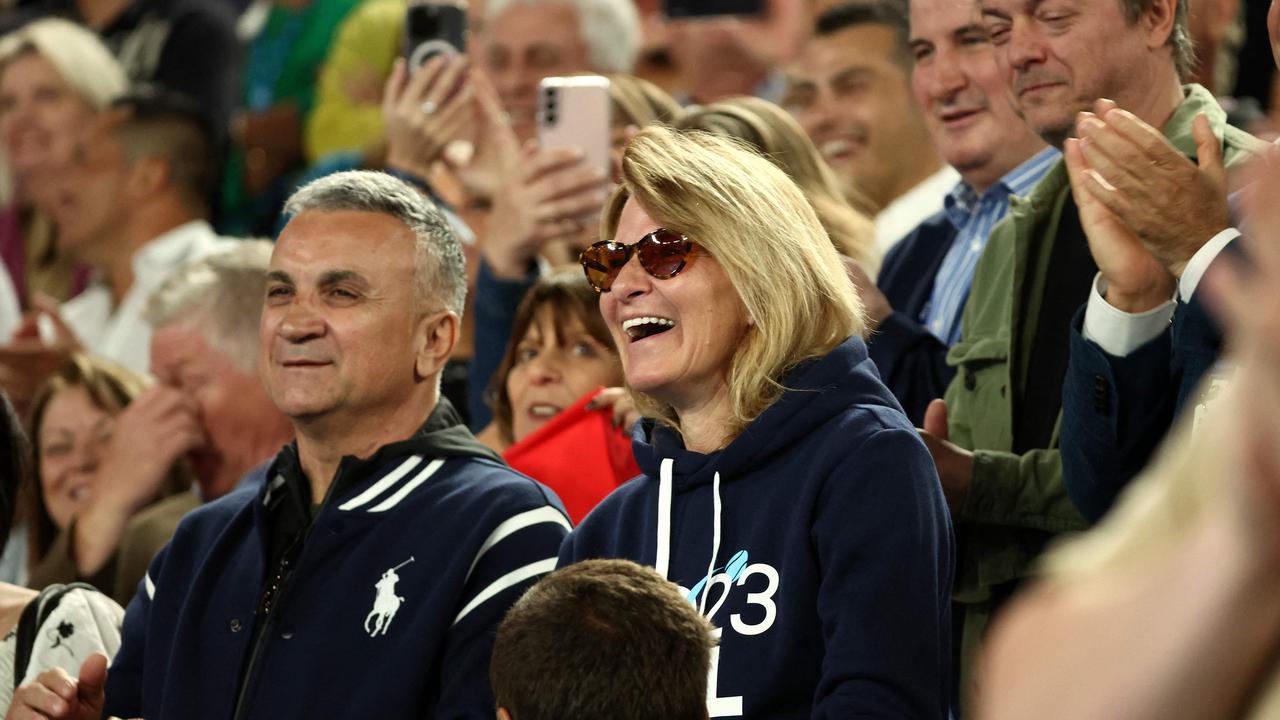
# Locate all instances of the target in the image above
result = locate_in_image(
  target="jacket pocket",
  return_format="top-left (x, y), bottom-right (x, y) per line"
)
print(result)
top-left (946, 337), bottom-right (1009, 391)
top-left (945, 337), bottom-right (1013, 449)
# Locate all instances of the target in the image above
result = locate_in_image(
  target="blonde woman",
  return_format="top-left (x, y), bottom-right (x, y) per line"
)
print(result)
top-left (0, 19), bottom-right (127, 307)
top-left (675, 95), bottom-right (878, 270)
top-left (562, 126), bottom-right (953, 717)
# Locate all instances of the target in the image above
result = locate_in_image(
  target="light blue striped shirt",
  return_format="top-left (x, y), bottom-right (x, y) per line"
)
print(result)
top-left (922, 146), bottom-right (1061, 346)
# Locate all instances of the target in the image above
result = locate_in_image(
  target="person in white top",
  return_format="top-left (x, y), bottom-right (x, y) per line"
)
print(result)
top-left (0, 89), bottom-right (231, 409)
top-left (782, 0), bottom-right (959, 255)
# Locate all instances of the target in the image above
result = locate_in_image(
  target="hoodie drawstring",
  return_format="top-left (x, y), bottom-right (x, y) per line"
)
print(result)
top-left (655, 459), bottom-right (724, 619)
top-left (699, 472), bottom-right (723, 615)
top-left (656, 458), bottom-right (674, 578)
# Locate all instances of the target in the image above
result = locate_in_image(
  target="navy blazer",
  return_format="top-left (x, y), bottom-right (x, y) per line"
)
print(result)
top-left (867, 210), bottom-right (958, 426)
top-left (1060, 238), bottom-right (1235, 522)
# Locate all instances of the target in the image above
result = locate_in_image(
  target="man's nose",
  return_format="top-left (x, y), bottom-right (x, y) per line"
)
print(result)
top-left (278, 299), bottom-right (326, 342)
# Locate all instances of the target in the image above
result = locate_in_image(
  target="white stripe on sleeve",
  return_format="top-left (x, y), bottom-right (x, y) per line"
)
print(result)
top-left (463, 506), bottom-right (571, 584)
top-left (452, 558), bottom-right (557, 626)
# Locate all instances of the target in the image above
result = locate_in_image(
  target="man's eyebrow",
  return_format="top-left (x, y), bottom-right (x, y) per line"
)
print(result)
top-left (318, 269), bottom-right (368, 287)
top-left (953, 22), bottom-right (989, 38)
top-left (981, 4), bottom-right (1012, 19)
top-left (784, 76), bottom-right (816, 91)
top-left (831, 66), bottom-right (876, 85)
top-left (266, 270), bottom-right (293, 285)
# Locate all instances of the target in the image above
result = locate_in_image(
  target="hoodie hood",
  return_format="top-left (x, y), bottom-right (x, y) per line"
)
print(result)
top-left (632, 336), bottom-right (900, 489)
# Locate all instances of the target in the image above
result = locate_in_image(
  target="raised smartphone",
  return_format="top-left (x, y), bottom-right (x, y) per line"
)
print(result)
top-left (536, 76), bottom-right (613, 179)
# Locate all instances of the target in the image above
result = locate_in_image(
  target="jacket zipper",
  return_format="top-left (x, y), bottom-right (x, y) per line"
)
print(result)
top-left (231, 461), bottom-right (346, 720)
top-left (230, 535), bottom-right (303, 720)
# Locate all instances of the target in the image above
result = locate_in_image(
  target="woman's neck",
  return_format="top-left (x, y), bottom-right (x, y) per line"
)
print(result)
top-left (674, 383), bottom-right (737, 454)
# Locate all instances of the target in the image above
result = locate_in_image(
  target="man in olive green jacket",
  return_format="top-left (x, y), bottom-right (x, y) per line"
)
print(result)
top-left (920, 0), bottom-right (1267, 696)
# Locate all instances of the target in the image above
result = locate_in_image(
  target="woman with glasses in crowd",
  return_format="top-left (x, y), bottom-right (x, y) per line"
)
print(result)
top-left (560, 126), bottom-right (954, 718)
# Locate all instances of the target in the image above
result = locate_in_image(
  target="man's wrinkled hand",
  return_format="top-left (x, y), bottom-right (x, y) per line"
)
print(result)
top-left (1065, 128), bottom-right (1175, 313)
top-left (1074, 101), bottom-right (1231, 278)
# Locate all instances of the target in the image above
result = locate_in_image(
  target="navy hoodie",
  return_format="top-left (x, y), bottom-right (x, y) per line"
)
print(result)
top-left (560, 337), bottom-right (954, 718)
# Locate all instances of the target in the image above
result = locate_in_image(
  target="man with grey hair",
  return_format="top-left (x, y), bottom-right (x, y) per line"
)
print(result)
top-left (26, 242), bottom-right (294, 607)
top-left (7, 171), bottom-right (572, 720)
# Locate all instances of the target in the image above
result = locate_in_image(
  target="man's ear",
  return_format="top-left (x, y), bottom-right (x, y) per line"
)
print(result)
top-left (496, 707), bottom-right (514, 720)
top-left (414, 309), bottom-right (460, 380)
top-left (1142, 0), bottom-right (1179, 53)
top-left (125, 156), bottom-right (170, 202)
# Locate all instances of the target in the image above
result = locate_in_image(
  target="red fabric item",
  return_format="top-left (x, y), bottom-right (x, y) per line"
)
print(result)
top-left (502, 387), bottom-right (641, 524)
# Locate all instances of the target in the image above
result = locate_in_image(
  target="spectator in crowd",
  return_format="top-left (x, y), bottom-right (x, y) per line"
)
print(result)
top-left (305, 0), bottom-right (491, 165)
top-left (27, 242), bottom-right (293, 606)
top-left (0, 390), bottom-right (124, 717)
top-left (23, 354), bottom-right (191, 585)
top-left (448, 0), bottom-right (637, 248)
top-left (0, 89), bottom-right (231, 409)
top-left (1057, 0), bottom-right (1270, 521)
top-left (674, 95), bottom-right (878, 268)
top-left (466, 71), bottom-right (675, 429)
top-left (481, 270), bottom-right (621, 450)
top-left (0, 0), bottom-right (240, 141)
top-left (220, 0), bottom-right (363, 236)
top-left (483, 0), bottom-right (639, 145)
top-left (918, 0), bottom-right (1263, 699)
top-left (846, 0), bottom-right (1055, 425)
top-left (478, 268), bottom-right (635, 523)
top-left (976, 145), bottom-right (1280, 720)
top-left (0, 20), bottom-right (125, 313)
top-left (60, 171), bottom-right (570, 719)
top-left (490, 559), bottom-right (716, 720)
top-left (783, 0), bottom-right (959, 254)
top-left (662, 0), bottom-right (808, 104)
top-left (561, 127), bottom-right (953, 717)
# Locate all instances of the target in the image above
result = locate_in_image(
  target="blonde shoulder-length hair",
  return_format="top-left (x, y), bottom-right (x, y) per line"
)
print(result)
top-left (603, 125), bottom-right (865, 443)
top-left (675, 96), bottom-right (878, 271)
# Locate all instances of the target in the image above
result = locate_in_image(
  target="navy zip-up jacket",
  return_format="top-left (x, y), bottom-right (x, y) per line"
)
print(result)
top-left (104, 399), bottom-right (569, 719)
top-left (560, 338), bottom-right (955, 718)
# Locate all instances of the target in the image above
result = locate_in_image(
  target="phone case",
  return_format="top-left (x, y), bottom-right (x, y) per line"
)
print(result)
top-left (537, 76), bottom-right (613, 180)
top-left (403, 1), bottom-right (467, 68)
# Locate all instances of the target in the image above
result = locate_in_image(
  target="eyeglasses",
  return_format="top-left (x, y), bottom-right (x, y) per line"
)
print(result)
top-left (579, 228), bottom-right (695, 293)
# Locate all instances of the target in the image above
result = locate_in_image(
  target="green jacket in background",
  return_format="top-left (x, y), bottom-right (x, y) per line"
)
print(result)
top-left (943, 83), bottom-right (1265, 683)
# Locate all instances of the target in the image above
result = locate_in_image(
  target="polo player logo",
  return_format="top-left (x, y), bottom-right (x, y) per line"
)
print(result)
top-left (365, 557), bottom-right (415, 637)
